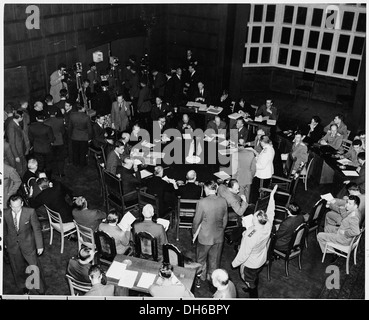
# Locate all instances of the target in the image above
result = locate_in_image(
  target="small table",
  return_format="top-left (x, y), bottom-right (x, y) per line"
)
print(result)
top-left (106, 255), bottom-right (197, 294)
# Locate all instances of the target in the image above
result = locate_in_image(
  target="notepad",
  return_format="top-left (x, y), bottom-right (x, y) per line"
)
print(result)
top-left (106, 261), bottom-right (127, 280)
top-left (267, 119), bottom-right (276, 125)
top-left (137, 273), bottom-right (157, 289)
top-left (342, 170), bottom-right (359, 177)
top-left (214, 170), bottom-right (231, 180)
top-left (118, 270), bottom-right (138, 288)
top-left (207, 106), bottom-right (223, 115)
top-left (157, 218), bottom-right (170, 232)
top-left (337, 158), bottom-right (353, 165)
top-left (320, 193), bottom-right (334, 202)
top-left (140, 169), bottom-right (153, 179)
top-left (182, 133), bottom-right (192, 139)
top-left (228, 112), bottom-right (243, 120)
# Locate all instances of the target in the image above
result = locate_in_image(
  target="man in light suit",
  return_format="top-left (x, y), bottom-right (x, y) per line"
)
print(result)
top-left (217, 179), bottom-right (248, 217)
top-left (319, 124), bottom-right (343, 150)
top-left (3, 163), bottom-right (22, 208)
top-left (111, 92), bottom-right (131, 132)
top-left (49, 63), bottom-right (68, 103)
top-left (193, 180), bottom-right (228, 283)
top-left (281, 131), bottom-right (308, 173)
top-left (4, 195), bottom-right (46, 294)
top-left (323, 113), bottom-right (349, 140)
top-left (133, 204), bottom-right (168, 262)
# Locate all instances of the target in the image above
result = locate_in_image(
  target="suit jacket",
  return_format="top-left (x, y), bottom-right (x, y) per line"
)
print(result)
top-left (4, 207), bottom-right (43, 255)
top-left (353, 164), bottom-right (365, 194)
top-left (72, 208), bottom-right (106, 232)
top-left (321, 132), bottom-right (343, 150)
top-left (92, 122), bottom-right (106, 148)
top-left (324, 121), bottom-right (349, 139)
top-left (151, 103), bottom-right (171, 121)
top-left (53, 100), bottom-right (67, 115)
top-left (275, 215), bottom-right (305, 251)
top-left (230, 126), bottom-right (249, 144)
top-left (152, 71), bottom-right (167, 98)
top-left (192, 194), bottom-right (228, 245)
top-left (106, 150), bottom-right (123, 175)
top-left (111, 100), bottom-right (131, 131)
top-left (232, 148), bottom-right (256, 186)
top-left (137, 86), bottom-right (152, 113)
top-left (133, 220), bottom-right (168, 261)
top-left (50, 70), bottom-right (67, 103)
top-left (171, 74), bottom-right (185, 104)
top-left (31, 184), bottom-right (74, 223)
top-left (99, 223), bottom-right (131, 255)
top-left (44, 117), bottom-right (65, 146)
top-left (291, 142), bottom-right (308, 171)
top-left (6, 120), bottom-right (27, 159)
top-left (3, 164), bottom-right (22, 207)
top-left (302, 123), bottom-right (324, 145)
top-left (85, 283), bottom-right (115, 297)
top-left (206, 120), bottom-right (227, 134)
top-left (338, 209), bottom-right (361, 239)
top-left (255, 105), bottom-right (278, 120)
top-left (69, 111), bottom-right (92, 141)
top-left (91, 91), bottom-right (112, 116)
top-left (116, 166), bottom-right (141, 194)
top-left (256, 144), bottom-right (275, 179)
top-left (177, 182), bottom-right (202, 200)
top-left (67, 258), bottom-right (91, 283)
top-left (217, 184), bottom-right (248, 217)
top-left (192, 88), bottom-right (211, 104)
top-left (145, 176), bottom-right (176, 215)
top-left (45, 104), bottom-right (63, 119)
top-left (129, 73), bottom-right (140, 98)
top-left (177, 119), bottom-right (196, 134)
top-left (28, 122), bottom-right (55, 154)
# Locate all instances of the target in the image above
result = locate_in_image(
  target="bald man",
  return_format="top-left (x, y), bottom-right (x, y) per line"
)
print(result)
top-left (177, 170), bottom-right (203, 199)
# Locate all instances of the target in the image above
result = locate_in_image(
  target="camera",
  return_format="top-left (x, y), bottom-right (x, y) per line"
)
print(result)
top-left (109, 56), bottom-right (119, 69)
top-left (74, 62), bottom-right (83, 75)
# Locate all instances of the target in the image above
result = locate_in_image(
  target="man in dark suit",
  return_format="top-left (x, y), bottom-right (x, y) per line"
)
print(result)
top-left (116, 157), bottom-right (142, 195)
top-left (30, 178), bottom-right (74, 223)
top-left (177, 114), bottom-right (196, 135)
top-left (44, 94), bottom-right (63, 119)
top-left (69, 105), bottom-right (92, 167)
top-left (151, 96), bottom-right (172, 121)
top-left (4, 195), bottom-right (46, 294)
top-left (129, 67), bottom-right (140, 118)
top-left (177, 170), bottom-right (203, 200)
top-left (274, 203), bottom-right (305, 251)
top-left (137, 80), bottom-right (152, 129)
top-left (53, 88), bottom-right (68, 116)
top-left (91, 114), bottom-right (106, 149)
top-left (342, 152), bottom-right (366, 196)
top-left (193, 180), bottom-right (228, 283)
top-left (302, 115), bottom-right (324, 146)
top-left (192, 81), bottom-right (211, 105)
top-left (206, 116), bottom-right (227, 135)
top-left (171, 67), bottom-right (185, 107)
top-left (6, 110), bottom-right (28, 176)
top-left (106, 140), bottom-right (125, 175)
top-left (133, 204), bottom-right (168, 262)
top-left (230, 118), bottom-right (249, 145)
top-left (152, 68), bottom-right (167, 98)
top-left (185, 64), bottom-right (200, 99)
top-left (28, 114), bottom-right (55, 178)
top-left (63, 100), bottom-right (77, 164)
top-left (91, 81), bottom-right (112, 116)
top-left (72, 196), bottom-right (106, 232)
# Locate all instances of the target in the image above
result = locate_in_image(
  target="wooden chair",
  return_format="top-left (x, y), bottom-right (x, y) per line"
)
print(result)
top-left (73, 220), bottom-right (96, 252)
top-left (175, 196), bottom-right (198, 241)
top-left (94, 230), bottom-right (118, 268)
top-left (322, 227), bottom-right (364, 274)
top-left (273, 223), bottom-right (309, 277)
top-left (300, 154), bottom-right (315, 191)
top-left (264, 225), bottom-right (277, 281)
top-left (163, 243), bottom-right (184, 267)
top-left (94, 151), bottom-right (107, 205)
top-left (304, 199), bottom-right (327, 248)
top-left (65, 274), bottom-right (92, 296)
top-left (134, 231), bottom-right (159, 262)
top-left (294, 70), bottom-right (316, 100)
top-left (44, 205), bottom-right (76, 254)
top-left (103, 170), bottom-right (138, 220)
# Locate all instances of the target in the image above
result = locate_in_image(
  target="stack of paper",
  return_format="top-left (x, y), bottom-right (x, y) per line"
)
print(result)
top-left (157, 218), bottom-right (170, 231)
top-left (337, 158), bottom-right (353, 165)
top-left (207, 106), bottom-right (223, 115)
top-left (117, 211), bottom-right (137, 231)
top-left (106, 261), bottom-right (127, 279)
top-left (198, 104), bottom-right (208, 112)
top-left (228, 112), bottom-right (243, 120)
top-left (267, 119), bottom-right (276, 125)
top-left (320, 193), bottom-right (334, 202)
top-left (342, 170), bottom-right (359, 177)
top-left (137, 273), bottom-right (157, 289)
top-left (140, 169), bottom-right (153, 179)
top-left (118, 270), bottom-right (138, 288)
top-left (214, 170), bottom-right (231, 180)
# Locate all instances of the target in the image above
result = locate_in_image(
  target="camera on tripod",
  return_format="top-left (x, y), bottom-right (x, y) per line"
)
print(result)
top-left (74, 62), bottom-right (83, 76)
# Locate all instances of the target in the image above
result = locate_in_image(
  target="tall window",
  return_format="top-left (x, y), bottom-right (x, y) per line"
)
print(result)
top-left (244, 3), bottom-right (366, 80)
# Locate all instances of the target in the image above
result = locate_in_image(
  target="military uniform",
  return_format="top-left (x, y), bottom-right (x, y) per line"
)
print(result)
top-left (324, 121), bottom-right (349, 140)
top-left (291, 142), bottom-right (308, 171)
top-left (232, 190), bottom-right (276, 296)
top-left (321, 132), bottom-right (343, 150)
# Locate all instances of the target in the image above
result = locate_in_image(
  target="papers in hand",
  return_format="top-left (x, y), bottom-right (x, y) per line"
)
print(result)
top-left (157, 218), bottom-right (170, 232)
top-left (139, 169), bottom-right (153, 179)
top-left (142, 141), bottom-right (155, 148)
top-left (137, 272), bottom-right (157, 289)
top-left (163, 176), bottom-right (176, 184)
top-left (214, 170), bottom-right (231, 181)
top-left (117, 211), bottom-right (136, 231)
top-left (242, 215), bottom-right (254, 230)
top-left (161, 135), bottom-right (171, 142)
top-left (342, 170), bottom-right (359, 177)
top-left (192, 223), bottom-right (201, 243)
top-left (228, 112), bottom-right (243, 120)
top-left (118, 270), bottom-right (138, 288)
top-left (337, 158), bottom-right (353, 165)
top-left (219, 140), bottom-right (229, 147)
top-left (320, 193), bottom-right (334, 202)
top-left (106, 261), bottom-right (127, 279)
top-left (182, 133), bottom-right (192, 139)
top-left (254, 116), bottom-right (263, 122)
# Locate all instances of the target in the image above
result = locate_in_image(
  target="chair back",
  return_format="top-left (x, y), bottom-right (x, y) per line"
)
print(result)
top-left (308, 199), bottom-right (327, 228)
top-left (74, 220), bottom-right (95, 251)
top-left (103, 169), bottom-right (124, 201)
top-left (254, 192), bottom-right (270, 213)
top-left (163, 243), bottom-right (184, 267)
top-left (138, 189), bottom-right (160, 217)
top-left (266, 226), bottom-right (277, 262)
top-left (134, 231), bottom-right (159, 262)
top-left (175, 196), bottom-right (198, 240)
top-left (285, 153), bottom-right (297, 177)
top-left (95, 230), bottom-right (117, 266)
top-left (65, 274), bottom-right (92, 296)
top-left (94, 152), bottom-right (106, 183)
top-left (350, 227), bottom-right (365, 252)
top-left (44, 205), bottom-right (64, 231)
top-left (289, 223), bottom-right (308, 252)
top-left (341, 139), bottom-right (352, 152)
top-left (258, 188), bottom-right (291, 222)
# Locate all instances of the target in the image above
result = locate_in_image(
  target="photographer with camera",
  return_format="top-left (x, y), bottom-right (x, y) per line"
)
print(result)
top-left (50, 63), bottom-right (68, 103)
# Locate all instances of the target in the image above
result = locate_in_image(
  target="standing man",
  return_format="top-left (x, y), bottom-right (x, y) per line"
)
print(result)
top-left (129, 66), bottom-right (140, 118)
top-left (151, 68), bottom-right (167, 98)
top-left (87, 62), bottom-right (99, 94)
top-left (4, 195), bottom-right (46, 294)
top-left (230, 118), bottom-right (249, 145)
top-left (281, 131), bottom-right (308, 174)
top-left (232, 185), bottom-right (277, 298)
top-left (69, 105), bottom-right (92, 167)
top-left (137, 79), bottom-right (152, 129)
top-left (111, 92), bottom-right (131, 132)
top-left (3, 163), bottom-right (22, 208)
top-left (192, 180), bottom-right (228, 286)
top-left (50, 63), bottom-right (68, 103)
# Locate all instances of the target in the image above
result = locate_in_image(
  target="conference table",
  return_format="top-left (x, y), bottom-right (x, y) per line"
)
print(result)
top-left (106, 254), bottom-right (197, 295)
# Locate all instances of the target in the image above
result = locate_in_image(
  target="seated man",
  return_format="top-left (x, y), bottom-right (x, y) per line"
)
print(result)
top-left (354, 130), bottom-right (365, 150)
top-left (66, 247), bottom-right (96, 283)
top-left (85, 265), bottom-right (115, 297)
top-left (217, 179), bottom-right (248, 217)
top-left (281, 131), bottom-right (308, 174)
top-left (91, 114), bottom-right (106, 149)
top-left (302, 115), bottom-right (324, 146)
top-left (245, 128), bottom-right (265, 154)
top-left (133, 204), bottom-right (168, 262)
top-left (106, 140), bottom-right (125, 175)
top-left (192, 81), bottom-right (211, 105)
top-left (317, 195), bottom-right (361, 262)
top-left (319, 124), bottom-right (343, 150)
top-left (72, 196), bottom-right (106, 231)
top-left (341, 152), bottom-right (366, 196)
top-left (177, 113), bottom-right (196, 135)
top-left (274, 203), bottom-right (305, 251)
top-left (324, 113), bottom-right (349, 140)
top-left (151, 96), bottom-right (172, 121)
top-left (177, 170), bottom-right (202, 200)
top-left (338, 139), bottom-right (364, 167)
top-left (211, 268), bottom-right (237, 299)
top-left (255, 99), bottom-right (278, 121)
top-left (149, 263), bottom-right (194, 298)
top-left (206, 116), bottom-right (227, 134)
top-left (116, 156), bottom-right (142, 197)
top-left (229, 118), bottom-right (249, 145)
top-left (120, 132), bottom-right (132, 158)
top-left (98, 211), bottom-right (132, 255)
top-left (325, 183), bottom-right (365, 228)
top-left (22, 158), bottom-right (39, 187)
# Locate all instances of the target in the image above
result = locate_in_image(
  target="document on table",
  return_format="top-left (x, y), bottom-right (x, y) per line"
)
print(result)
top-left (198, 104), bottom-right (208, 112)
top-left (137, 272), bottom-right (157, 289)
top-left (161, 135), bottom-right (171, 142)
top-left (320, 193), bottom-right (334, 202)
top-left (157, 218), bottom-right (170, 231)
top-left (106, 261), bottom-right (127, 280)
top-left (118, 270), bottom-right (138, 288)
top-left (214, 170), bottom-right (231, 181)
top-left (140, 169), bottom-right (153, 179)
top-left (228, 112), bottom-right (243, 120)
top-left (342, 170), bottom-right (359, 177)
top-left (219, 140), bottom-right (229, 147)
top-left (182, 133), bottom-right (192, 139)
top-left (207, 106), bottom-right (223, 115)
top-left (337, 158), bottom-right (353, 165)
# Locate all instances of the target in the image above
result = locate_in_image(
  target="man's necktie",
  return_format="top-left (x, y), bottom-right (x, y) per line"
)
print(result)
top-left (119, 103), bottom-right (122, 111)
top-left (13, 213), bottom-right (18, 232)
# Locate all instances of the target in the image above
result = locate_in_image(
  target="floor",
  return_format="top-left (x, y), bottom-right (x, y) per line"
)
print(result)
top-left (2, 92), bottom-right (365, 299)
